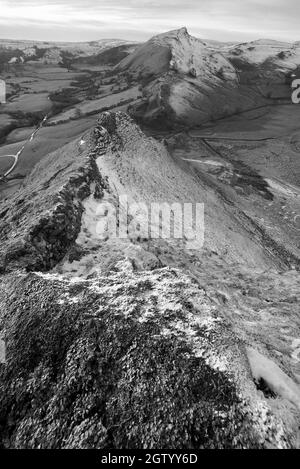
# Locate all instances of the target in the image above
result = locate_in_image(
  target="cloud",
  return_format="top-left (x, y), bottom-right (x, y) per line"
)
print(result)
top-left (0, 0), bottom-right (299, 42)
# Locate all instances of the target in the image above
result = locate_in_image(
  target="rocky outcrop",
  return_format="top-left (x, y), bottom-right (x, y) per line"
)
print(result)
top-left (0, 265), bottom-right (295, 449)
top-left (0, 111), bottom-right (299, 449)
top-left (0, 137), bottom-right (106, 273)
top-left (117, 28), bottom-right (267, 128)
top-left (117, 28), bottom-right (300, 128)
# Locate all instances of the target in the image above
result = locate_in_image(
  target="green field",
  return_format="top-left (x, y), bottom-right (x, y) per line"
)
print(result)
top-left (0, 60), bottom-right (139, 200)
top-left (0, 155), bottom-right (14, 174)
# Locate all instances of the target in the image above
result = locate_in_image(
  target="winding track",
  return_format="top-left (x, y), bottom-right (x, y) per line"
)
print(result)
top-left (0, 115), bottom-right (48, 181)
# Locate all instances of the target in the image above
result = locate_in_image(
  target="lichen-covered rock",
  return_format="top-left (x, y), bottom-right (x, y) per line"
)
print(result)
top-left (0, 137), bottom-right (106, 273)
top-left (0, 266), bottom-right (292, 449)
top-left (97, 111), bottom-right (117, 135)
top-left (0, 111), bottom-right (299, 449)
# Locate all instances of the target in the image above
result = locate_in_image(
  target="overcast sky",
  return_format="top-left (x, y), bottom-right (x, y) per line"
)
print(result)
top-left (0, 0), bottom-right (299, 43)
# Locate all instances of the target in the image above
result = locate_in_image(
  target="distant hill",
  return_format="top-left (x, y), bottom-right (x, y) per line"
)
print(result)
top-left (116, 28), bottom-right (300, 127)
top-left (0, 38), bottom-right (138, 67)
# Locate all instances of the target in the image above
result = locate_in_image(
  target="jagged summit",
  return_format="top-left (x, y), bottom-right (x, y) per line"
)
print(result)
top-left (117, 27), bottom-right (244, 127)
top-left (150, 26), bottom-right (191, 42)
top-left (0, 111), bottom-right (282, 273)
top-left (116, 25), bottom-right (300, 128)
top-left (119, 26), bottom-right (234, 78)
top-left (0, 111), bottom-right (299, 448)
top-left (154, 26), bottom-right (188, 36)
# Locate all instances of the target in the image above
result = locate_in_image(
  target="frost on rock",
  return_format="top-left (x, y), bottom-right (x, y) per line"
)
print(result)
top-left (0, 111), bottom-right (299, 449)
top-left (0, 266), bottom-right (293, 449)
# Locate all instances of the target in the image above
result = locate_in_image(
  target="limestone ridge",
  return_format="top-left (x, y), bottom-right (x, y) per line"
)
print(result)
top-left (116, 27), bottom-right (244, 126)
top-left (0, 110), bottom-right (298, 274)
top-left (0, 112), bottom-right (299, 448)
top-left (0, 264), bottom-right (292, 449)
top-left (117, 27), bottom-right (298, 127)
top-left (0, 112), bottom-right (136, 274)
top-left (0, 121), bottom-right (108, 274)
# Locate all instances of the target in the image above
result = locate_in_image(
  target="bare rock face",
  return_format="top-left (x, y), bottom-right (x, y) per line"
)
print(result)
top-left (0, 112), bottom-right (299, 449)
top-left (97, 111), bottom-right (117, 135)
top-left (117, 28), bottom-right (264, 128)
top-left (0, 139), bottom-right (106, 273)
top-left (117, 28), bottom-right (300, 128)
top-left (0, 266), bottom-right (292, 449)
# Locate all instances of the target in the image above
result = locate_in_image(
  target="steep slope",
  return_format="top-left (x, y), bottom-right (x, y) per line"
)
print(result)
top-left (118, 27), bottom-right (236, 80)
top-left (117, 28), bottom-right (265, 127)
top-left (1, 112), bottom-right (296, 275)
top-left (0, 136), bottom-right (103, 273)
top-left (117, 29), bottom-right (300, 128)
top-left (0, 112), bottom-right (299, 448)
